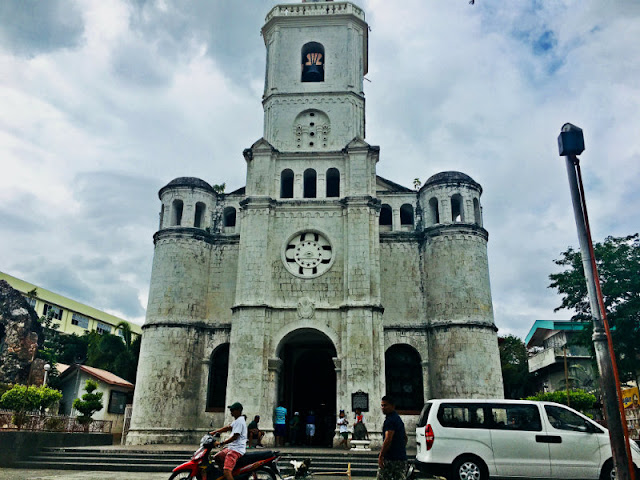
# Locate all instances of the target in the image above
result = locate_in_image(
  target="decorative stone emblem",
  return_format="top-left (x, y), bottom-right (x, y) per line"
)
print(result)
top-left (282, 230), bottom-right (334, 278)
top-left (297, 297), bottom-right (315, 319)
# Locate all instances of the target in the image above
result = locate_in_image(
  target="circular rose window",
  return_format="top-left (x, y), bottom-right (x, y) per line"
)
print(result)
top-left (283, 231), bottom-right (334, 278)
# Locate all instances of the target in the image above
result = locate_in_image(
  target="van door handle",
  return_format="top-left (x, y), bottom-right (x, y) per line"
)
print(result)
top-left (536, 435), bottom-right (562, 444)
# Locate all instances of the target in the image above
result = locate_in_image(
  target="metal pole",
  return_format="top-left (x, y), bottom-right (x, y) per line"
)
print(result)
top-left (563, 346), bottom-right (570, 407)
top-left (564, 153), bottom-right (634, 480)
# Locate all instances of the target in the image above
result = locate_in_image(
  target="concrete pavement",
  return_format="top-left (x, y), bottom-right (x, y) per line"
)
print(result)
top-left (0, 470), bottom-right (358, 480)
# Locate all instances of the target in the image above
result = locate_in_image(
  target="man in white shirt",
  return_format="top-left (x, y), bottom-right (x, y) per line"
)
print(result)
top-left (210, 402), bottom-right (248, 480)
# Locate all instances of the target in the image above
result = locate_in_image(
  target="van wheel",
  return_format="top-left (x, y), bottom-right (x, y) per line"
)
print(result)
top-left (451, 456), bottom-right (488, 480)
top-left (600, 459), bottom-right (615, 480)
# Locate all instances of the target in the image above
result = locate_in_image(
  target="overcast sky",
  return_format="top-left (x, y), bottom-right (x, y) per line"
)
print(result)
top-left (1, 0), bottom-right (638, 341)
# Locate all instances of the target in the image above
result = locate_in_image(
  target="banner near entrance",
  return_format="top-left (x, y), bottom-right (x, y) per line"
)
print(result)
top-left (622, 387), bottom-right (639, 409)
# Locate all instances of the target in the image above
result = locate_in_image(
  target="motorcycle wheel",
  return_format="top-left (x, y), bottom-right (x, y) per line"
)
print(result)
top-left (169, 471), bottom-right (196, 480)
top-left (251, 467), bottom-right (276, 480)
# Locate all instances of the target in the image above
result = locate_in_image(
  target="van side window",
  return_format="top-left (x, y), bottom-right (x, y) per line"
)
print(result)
top-left (417, 403), bottom-right (432, 428)
top-left (545, 405), bottom-right (601, 433)
top-left (438, 404), bottom-right (486, 429)
top-left (490, 404), bottom-right (542, 431)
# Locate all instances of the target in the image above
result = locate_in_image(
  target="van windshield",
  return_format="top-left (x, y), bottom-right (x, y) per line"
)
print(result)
top-left (417, 402), bottom-right (432, 428)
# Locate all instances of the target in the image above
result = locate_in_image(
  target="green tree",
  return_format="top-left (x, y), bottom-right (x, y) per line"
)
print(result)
top-left (86, 331), bottom-right (139, 382)
top-left (0, 384), bottom-right (62, 429)
top-left (72, 379), bottom-right (103, 431)
top-left (549, 234), bottom-right (640, 385)
top-left (526, 389), bottom-right (597, 414)
top-left (499, 335), bottom-right (537, 399)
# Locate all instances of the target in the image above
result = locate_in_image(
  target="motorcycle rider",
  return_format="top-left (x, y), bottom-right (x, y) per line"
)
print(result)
top-left (209, 402), bottom-right (248, 480)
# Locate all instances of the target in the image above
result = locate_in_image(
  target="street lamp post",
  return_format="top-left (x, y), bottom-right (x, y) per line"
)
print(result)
top-left (43, 363), bottom-right (51, 387)
top-left (558, 123), bottom-right (635, 480)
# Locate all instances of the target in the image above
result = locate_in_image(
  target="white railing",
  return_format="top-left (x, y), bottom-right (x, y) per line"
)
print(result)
top-left (0, 410), bottom-right (112, 433)
top-left (265, 2), bottom-right (365, 23)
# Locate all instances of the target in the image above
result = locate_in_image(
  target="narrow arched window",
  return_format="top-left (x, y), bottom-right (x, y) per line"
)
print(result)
top-left (326, 168), bottom-right (340, 198)
top-left (385, 344), bottom-right (424, 413)
top-left (451, 194), bottom-right (464, 222)
top-left (400, 204), bottom-right (414, 226)
top-left (171, 199), bottom-right (183, 226)
top-left (223, 207), bottom-right (236, 228)
top-left (379, 204), bottom-right (392, 226)
top-left (159, 204), bottom-right (165, 229)
top-left (281, 169), bottom-right (294, 198)
top-left (194, 202), bottom-right (206, 229)
top-left (429, 197), bottom-right (439, 225)
top-left (473, 198), bottom-right (482, 226)
top-left (301, 42), bottom-right (325, 82)
top-left (207, 343), bottom-right (229, 411)
top-left (303, 169), bottom-right (317, 198)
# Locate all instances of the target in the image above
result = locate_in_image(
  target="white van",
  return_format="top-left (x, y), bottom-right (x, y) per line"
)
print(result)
top-left (415, 399), bottom-right (640, 480)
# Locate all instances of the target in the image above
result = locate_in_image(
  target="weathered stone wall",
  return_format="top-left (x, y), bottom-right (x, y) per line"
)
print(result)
top-left (206, 242), bottom-right (239, 322)
top-left (422, 227), bottom-right (494, 327)
top-left (428, 325), bottom-right (503, 398)
top-left (379, 239), bottom-right (423, 326)
top-left (145, 232), bottom-right (212, 325)
top-left (127, 324), bottom-right (230, 444)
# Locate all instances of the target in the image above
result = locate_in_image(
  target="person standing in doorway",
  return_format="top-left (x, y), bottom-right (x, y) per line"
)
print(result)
top-left (274, 401), bottom-right (288, 446)
top-left (306, 410), bottom-right (316, 445)
top-left (289, 411), bottom-right (301, 446)
top-left (377, 396), bottom-right (407, 480)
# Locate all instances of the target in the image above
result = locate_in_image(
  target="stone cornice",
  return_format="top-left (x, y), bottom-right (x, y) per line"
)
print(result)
top-left (428, 320), bottom-right (498, 332)
top-left (232, 303), bottom-right (384, 313)
top-left (379, 232), bottom-right (419, 243)
top-left (384, 325), bottom-right (429, 333)
top-left (142, 322), bottom-right (232, 333)
top-left (422, 223), bottom-right (489, 241)
top-left (154, 228), bottom-right (239, 246)
top-left (263, 90), bottom-right (364, 107)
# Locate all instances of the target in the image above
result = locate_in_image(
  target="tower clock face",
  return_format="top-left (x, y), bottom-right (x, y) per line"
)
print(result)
top-left (283, 231), bottom-right (334, 278)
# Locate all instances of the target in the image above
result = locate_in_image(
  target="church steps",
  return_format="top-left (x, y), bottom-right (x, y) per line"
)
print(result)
top-left (14, 447), bottom-right (384, 476)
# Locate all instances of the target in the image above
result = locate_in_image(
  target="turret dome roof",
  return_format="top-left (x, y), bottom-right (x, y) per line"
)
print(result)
top-left (422, 171), bottom-right (481, 192)
top-left (158, 177), bottom-right (214, 198)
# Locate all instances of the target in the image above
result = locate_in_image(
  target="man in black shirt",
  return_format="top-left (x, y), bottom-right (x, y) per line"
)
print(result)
top-left (377, 395), bottom-right (408, 480)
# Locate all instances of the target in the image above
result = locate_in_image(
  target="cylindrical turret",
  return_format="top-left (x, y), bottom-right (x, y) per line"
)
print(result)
top-left (127, 177), bottom-right (217, 444)
top-left (418, 171), bottom-right (503, 398)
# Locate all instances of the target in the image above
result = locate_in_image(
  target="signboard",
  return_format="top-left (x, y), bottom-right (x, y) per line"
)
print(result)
top-left (622, 387), bottom-right (639, 409)
top-left (351, 390), bottom-right (369, 412)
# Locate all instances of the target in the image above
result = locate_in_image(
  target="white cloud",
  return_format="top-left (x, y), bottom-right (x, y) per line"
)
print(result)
top-left (0, 0), bottom-right (638, 340)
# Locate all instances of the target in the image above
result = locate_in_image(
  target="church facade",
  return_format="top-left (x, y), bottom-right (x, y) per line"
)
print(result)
top-left (127, 1), bottom-right (503, 446)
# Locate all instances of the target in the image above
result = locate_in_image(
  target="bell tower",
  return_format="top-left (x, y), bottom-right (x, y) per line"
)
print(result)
top-left (226, 1), bottom-right (384, 445)
top-left (261, 1), bottom-right (368, 152)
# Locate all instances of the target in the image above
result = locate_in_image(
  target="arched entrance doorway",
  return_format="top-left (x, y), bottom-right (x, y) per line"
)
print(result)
top-left (278, 328), bottom-right (337, 447)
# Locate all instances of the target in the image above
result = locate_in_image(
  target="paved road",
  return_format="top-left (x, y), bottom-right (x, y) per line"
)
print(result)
top-left (0, 470), bottom-right (173, 480)
top-left (0, 470), bottom-right (362, 480)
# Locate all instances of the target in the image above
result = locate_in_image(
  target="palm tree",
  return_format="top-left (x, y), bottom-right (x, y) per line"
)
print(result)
top-left (115, 321), bottom-right (133, 350)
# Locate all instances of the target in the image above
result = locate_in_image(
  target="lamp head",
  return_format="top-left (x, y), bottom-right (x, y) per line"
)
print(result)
top-left (558, 123), bottom-right (585, 156)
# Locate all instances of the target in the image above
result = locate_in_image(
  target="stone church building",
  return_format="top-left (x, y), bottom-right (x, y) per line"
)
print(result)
top-left (127, 0), bottom-right (503, 446)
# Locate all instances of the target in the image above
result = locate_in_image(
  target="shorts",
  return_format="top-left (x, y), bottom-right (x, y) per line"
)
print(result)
top-left (376, 459), bottom-right (408, 480)
top-left (306, 424), bottom-right (316, 436)
top-left (214, 448), bottom-right (243, 471)
top-left (341, 432), bottom-right (348, 440)
top-left (274, 424), bottom-right (286, 437)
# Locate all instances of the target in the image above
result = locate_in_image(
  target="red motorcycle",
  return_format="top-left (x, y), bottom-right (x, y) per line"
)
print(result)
top-left (169, 434), bottom-right (283, 480)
